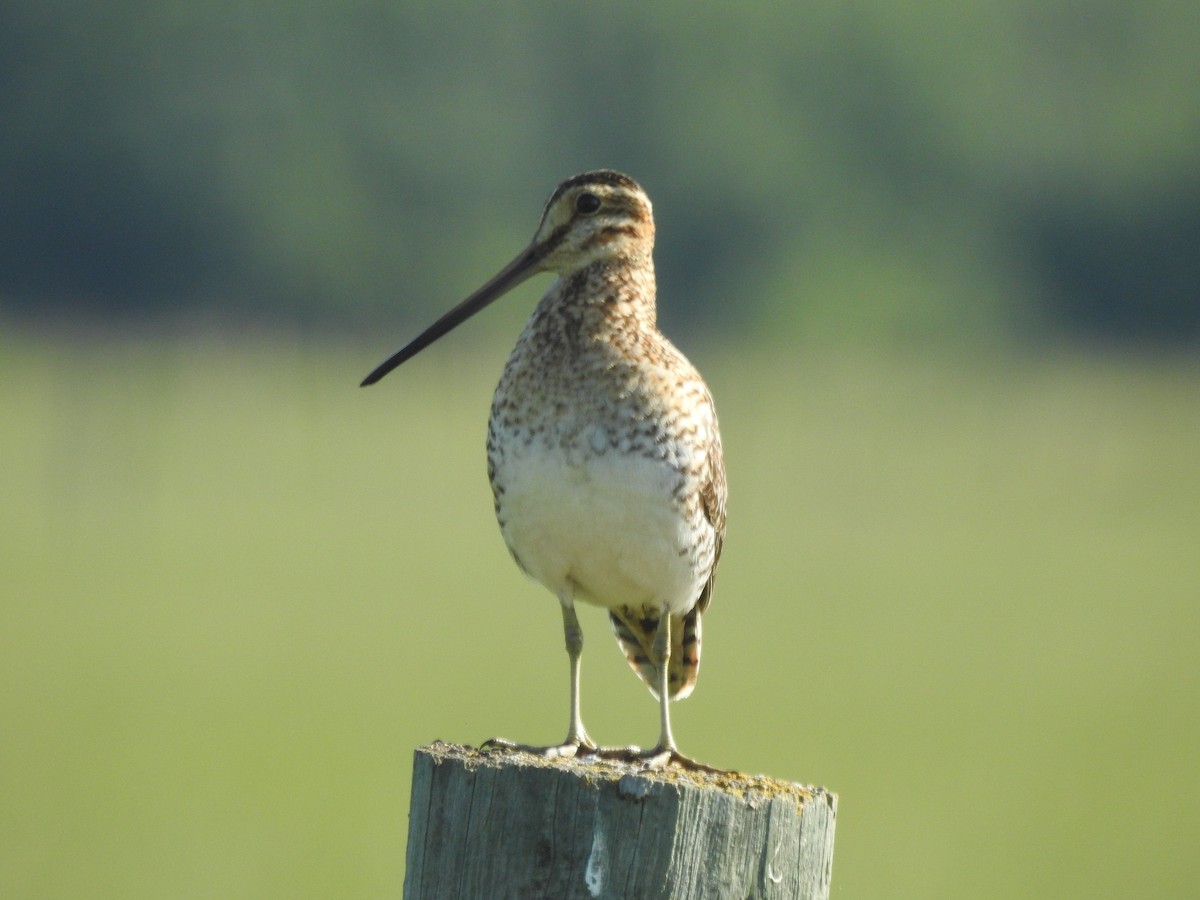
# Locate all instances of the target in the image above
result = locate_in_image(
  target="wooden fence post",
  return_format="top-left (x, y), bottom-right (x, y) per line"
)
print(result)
top-left (403, 741), bottom-right (837, 899)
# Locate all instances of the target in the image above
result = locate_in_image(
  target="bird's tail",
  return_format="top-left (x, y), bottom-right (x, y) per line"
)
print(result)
top-left (608, 605), bottom-right (702, 701)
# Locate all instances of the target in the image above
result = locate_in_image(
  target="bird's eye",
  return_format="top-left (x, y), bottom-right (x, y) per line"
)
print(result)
top-left (575, 192), bottom-right (601, 215)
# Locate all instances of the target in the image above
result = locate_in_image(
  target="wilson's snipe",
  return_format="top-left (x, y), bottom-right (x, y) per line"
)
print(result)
top-left (363, 170), bottom-right (726, 769)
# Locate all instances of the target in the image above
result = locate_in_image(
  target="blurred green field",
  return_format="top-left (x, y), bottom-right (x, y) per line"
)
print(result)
top-left (2, 329), bottom-right (1198, 897)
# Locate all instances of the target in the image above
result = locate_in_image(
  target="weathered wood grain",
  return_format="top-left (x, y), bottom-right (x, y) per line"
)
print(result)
top-left (403, 742), bottom-right (836, 899)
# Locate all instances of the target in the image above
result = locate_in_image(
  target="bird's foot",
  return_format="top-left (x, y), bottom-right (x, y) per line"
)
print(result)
top-left (592, 744), bottom-right (724, 773)
top-left (480, 733), bottom-right (597, 761)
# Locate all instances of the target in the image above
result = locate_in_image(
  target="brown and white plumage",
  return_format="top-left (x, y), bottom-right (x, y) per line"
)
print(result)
top-left (364, 170), bottom-right (726, 768)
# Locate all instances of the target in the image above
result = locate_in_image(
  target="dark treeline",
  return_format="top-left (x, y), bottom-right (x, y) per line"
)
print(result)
top-left (2, 1), bottom-right (1197, 344)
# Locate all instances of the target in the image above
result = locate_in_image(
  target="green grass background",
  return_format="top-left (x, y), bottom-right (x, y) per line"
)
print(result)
top-left (3, 330), bottom-right (1198, 897)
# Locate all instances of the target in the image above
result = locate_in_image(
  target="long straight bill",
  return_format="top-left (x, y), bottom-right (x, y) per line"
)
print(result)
top-left (361, 245), bottom-right (541, 386)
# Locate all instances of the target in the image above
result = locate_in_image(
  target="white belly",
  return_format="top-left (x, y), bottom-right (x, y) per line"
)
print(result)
top-left (495, 442), bottom-right (702, 615)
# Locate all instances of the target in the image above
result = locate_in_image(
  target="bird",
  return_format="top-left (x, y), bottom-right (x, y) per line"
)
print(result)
top-left (362, 170), bottom-right (726, 769)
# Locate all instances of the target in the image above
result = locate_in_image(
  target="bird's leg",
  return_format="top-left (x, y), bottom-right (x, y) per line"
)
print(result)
top-left (648, 612), bottom-right (676, 757)
top-left (597, 612), bottom-right (721, 773)
top-left (482, 587), bottom-right (597, 759)
top-left (558, 591), bottom-right (597, 752)
top-left (634, 613), bottom-right (685, 768)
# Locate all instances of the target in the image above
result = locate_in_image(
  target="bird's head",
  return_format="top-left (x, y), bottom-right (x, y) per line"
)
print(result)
top-left (362, 170), bottom-right (654, 386)
top-left (529, 170), bottom-right (654, 274)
